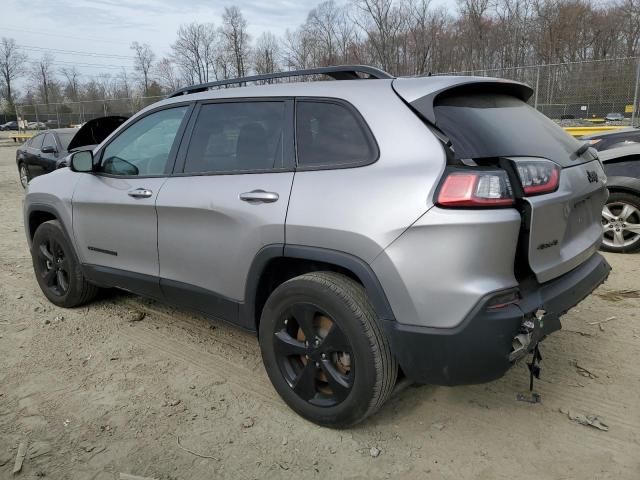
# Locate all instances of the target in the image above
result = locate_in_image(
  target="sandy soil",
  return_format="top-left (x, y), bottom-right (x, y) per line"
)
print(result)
top-left (1, 133), bottom-right (639, 480)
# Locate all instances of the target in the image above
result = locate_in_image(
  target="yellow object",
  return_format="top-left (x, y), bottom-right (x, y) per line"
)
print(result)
top-left (9, 133), bottom-right (33, 143)
top-left (562, 126), bottom-right (627, 137)
top-left (625, 104), bottom-right (634, 113)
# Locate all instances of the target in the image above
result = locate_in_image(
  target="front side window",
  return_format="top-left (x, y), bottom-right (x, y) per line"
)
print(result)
top-left (296, 100), bottom-right (376, 168)
top-left (183, 102), bottom-right (285, 174)
top-left (100, 106), bottom-right (188, 176)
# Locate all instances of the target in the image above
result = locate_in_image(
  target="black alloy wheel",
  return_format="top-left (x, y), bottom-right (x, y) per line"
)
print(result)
top-left (273, 303), bottom-right (354, 407)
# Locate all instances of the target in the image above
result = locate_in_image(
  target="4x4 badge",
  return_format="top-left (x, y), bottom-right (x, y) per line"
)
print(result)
top-left (586, 170), bottom-right (599, 183)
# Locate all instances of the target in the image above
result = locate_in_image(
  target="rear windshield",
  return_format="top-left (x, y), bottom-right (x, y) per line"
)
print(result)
top-left (58, 133), bottom-right (75, 150)
top-left (432, 93), bottom-right (584, 166)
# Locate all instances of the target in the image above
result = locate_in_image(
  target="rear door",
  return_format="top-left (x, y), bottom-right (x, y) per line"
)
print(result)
top-left (394, 78), bottom-right (608, 283)
top-left (26, 133), bottom-right (46, 177)
top-left (72, 104), bottom-right (191, 296)
top-left (156, 99), bottom-right (294, 326)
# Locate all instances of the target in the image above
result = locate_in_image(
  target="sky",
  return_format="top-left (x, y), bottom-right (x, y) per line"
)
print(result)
top-left (1, 0), bottom-right (455, 88)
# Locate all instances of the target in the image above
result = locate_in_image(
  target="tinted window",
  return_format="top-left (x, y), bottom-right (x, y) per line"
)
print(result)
top-left (101, 106), bottom-right (188, 176)
top-left (42, 134), bottom-right (57, 151)
top-left (31, 134), bottom-right (44, 149)
top-left (433, 93), bottom-right (584, 167)
top-left (296, 101), bottom-right (376, 167)
top-left (58, 133), bottom-right (75, 150)
top-left (184, 102), bottom-right (285, 173)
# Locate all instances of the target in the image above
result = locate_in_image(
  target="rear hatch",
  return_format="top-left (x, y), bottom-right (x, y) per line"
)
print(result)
top-left (393, 77), bottom-right (608, 284)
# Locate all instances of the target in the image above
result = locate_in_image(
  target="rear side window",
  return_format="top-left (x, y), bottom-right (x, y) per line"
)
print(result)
top-left (433, 93), bottom-right (583, 167)
top-left (296, 100), bottom-right (376, 168)
top-left (183, 102), bottom-right (285, 174)
top-left (31, 134), bottom-right (44, 149)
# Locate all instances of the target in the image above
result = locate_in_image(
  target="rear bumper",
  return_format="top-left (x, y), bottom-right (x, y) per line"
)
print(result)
top-left (382, 253), bottom-right (611, 386)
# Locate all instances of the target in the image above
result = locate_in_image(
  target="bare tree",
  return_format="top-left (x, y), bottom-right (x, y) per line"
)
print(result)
top-left (156, 57), bottom-right (182, 92)
top-left (60, 66), bottom-right (81, 102)
top-left (253, 32), bottom-right (280, 75)
top-left (130, 42), bottom-right (155, 95)
top-left (171, 23), bottom-right (218, 84)
top-left (0, 38), bottom-right (27, 113)
top-left (221, 7), bottom-right (251, 77)
top-left (30, 54), bottom-right (55, 108)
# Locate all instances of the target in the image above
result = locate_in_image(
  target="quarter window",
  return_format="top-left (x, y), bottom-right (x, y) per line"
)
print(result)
top-left (183, 102), bottom-right (286, 174)
top-left (296, 101), bottom-right (376, 168)
top-left (100, 106), bottom-right (188, 176)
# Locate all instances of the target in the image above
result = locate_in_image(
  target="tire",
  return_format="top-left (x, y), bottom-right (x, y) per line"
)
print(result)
top-left (601, 191), bottom-right (640, 253)
top-left (31, 220), bottom-right (99, 307)
top-left (18, 162), bottom-right (30, 189)
top-left (259, 271), bottom-right (397, 428)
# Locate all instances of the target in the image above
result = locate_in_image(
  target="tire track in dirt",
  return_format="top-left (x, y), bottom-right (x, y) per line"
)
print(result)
top-left (119, 323), bottom-right (282, 408)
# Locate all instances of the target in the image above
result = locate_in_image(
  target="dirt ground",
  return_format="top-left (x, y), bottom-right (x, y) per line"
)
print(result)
top-left (0, 133), bottom-right (639, 480)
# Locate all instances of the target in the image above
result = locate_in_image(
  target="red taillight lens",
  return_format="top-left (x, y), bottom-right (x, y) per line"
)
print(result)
top-left (437, 170), bottom-right (514, 207)
top-left (515, 160), bottom-right (560, 196)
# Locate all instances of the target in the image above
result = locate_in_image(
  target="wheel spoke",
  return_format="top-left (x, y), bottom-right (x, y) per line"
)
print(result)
top-left (39, 243), bottom-right (54, 262)
top-left (274, 330), bottom-right (307, 357)
top-left (320, 323), bottom-right (351, 353)
top-left (289, 304), bottom-right (316, 340)
top-left (614, 229), bottom-right (625, 245)
top-left (625, 222), bottom-right (640, 234)
top-left (42, 268), bottom-right (56, 286)
top-left (57, 270), bottom-right (68, 292)
top-left (619, 204), bottom-right (638, 221)
top-left (320, 360), bottom-right (351, 402)
top-left (292, 361), bottom-right (317, 401)
top-left (602, 205), bottom-right (616, 222)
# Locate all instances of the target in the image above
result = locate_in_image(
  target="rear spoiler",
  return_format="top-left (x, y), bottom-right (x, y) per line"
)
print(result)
top-left (392, 76), bottom-right (533, 125)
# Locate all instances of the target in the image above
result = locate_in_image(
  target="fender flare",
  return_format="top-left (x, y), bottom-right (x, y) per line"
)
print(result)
top-left (606, 176), bottom-right (640, 195)
top-left (241, 244), bottom-right (396, 330)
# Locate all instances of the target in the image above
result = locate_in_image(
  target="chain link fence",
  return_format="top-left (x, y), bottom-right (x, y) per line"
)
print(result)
top-left (7, 57), bottom-right (640, 130)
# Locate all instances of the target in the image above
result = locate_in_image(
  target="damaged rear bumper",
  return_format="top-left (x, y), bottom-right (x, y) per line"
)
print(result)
top-left (382, 253), bottom-right (611, 386)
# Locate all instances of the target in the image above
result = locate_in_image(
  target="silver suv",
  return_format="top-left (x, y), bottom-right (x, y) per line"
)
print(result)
top-left (24, 66), bottom-right (611, 427)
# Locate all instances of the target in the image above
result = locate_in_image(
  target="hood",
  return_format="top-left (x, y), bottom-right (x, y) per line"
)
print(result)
top-left (67, 116), bottom-right (128, 151)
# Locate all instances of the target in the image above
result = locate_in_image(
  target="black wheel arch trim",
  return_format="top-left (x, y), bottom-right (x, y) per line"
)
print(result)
top-left (25, 203), bottom-right (75, 251)
top-left (242, 244), bottom-right (396, 331)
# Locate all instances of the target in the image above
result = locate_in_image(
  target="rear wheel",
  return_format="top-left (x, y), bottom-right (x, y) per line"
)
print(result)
top-left (601, 191), bottom-right (640, 253)
top-left (32, 220), bottom-right (99, 307)
top-left (259, 272), bottom-right (397, 428)
top-left (18, 162), bottom-right (30, 188)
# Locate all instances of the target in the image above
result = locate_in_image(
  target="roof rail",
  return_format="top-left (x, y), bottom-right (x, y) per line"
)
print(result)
top-left (168, 65), bottom-right (393, 98)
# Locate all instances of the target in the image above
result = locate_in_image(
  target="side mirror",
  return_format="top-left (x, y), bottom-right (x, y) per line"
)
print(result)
top-left (70, 150), bottom-right (94, 173)
top-left (41, 145), bottom-right (56, 154)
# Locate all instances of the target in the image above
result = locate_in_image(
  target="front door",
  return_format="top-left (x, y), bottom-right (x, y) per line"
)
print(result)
top-left (156, 100), bottom-right (295, 326)
top-left (72, 105), bottom-right (191, 297)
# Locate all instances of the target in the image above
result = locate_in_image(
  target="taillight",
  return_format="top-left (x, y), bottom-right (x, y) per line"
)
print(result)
top-left (437, 170), bottom-right (514, 207)
top-left (515, 160), bottom-right (560, 196)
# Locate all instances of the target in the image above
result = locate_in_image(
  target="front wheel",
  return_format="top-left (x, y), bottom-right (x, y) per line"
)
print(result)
top-left (259, 272), bottom-right (397, 428)
top-left (18, 162), bottom-right (30, 188)
top-left (601, 192), bottom-right (640, 253)
top-left (31, 220), bottom-right (99, 307)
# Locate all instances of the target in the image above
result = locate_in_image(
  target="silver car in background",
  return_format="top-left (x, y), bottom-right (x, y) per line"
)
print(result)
top-left (23, 66), bottom-right (610, 427)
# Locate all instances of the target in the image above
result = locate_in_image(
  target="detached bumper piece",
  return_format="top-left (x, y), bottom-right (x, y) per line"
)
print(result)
top-left (383, 253), bottom-right (611, 386)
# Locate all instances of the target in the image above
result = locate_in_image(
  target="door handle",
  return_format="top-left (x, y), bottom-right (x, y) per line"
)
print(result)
top-left (128, 188), bottom-right (153, 199)
top-left (239, 190), bottom-right (279, 203)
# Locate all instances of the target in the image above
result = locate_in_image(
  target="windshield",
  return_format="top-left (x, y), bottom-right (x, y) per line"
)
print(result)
top-left (58, 133), bottom-right (75, 150)
top-left (433, 93), bottom-right (587, 167)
